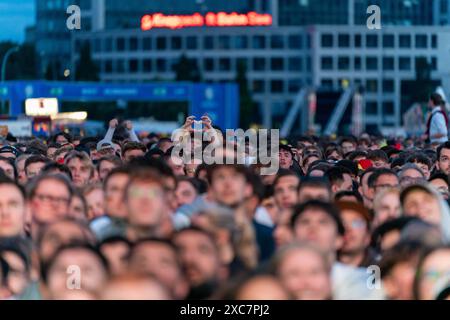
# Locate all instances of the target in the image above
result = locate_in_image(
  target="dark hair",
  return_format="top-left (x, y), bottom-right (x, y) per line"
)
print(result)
top-left (298, 176), bottom-right (331, 193)
top-left (103, 166), bottom-right (131, 191)
top-left (290, 200), bottom-right (345, 236)
top-left (430, 92), bottom-right (444, 106)
top-left (97, 156), bottom-right (122, 172)
top-left (0, 175), bottom-right (26, 199)
top-left (41, 162), bottom-right (73, 180)
top-left (367, 150), bottom-right (389, 163)
top-left (175, 176), bottom-right (202, 194)
top-left (52, 132), bottom-right (73, 144)
top-left (0, 156), bottom-right (17, 180)
top-left (347, 150), bottom-right (368, 161)
top-left (367, 168), bottom-right (398, 188)
top-left (24, 155), bottom-right (50, 174)
top-left (129, 237), bottom-right (178, 261)
top-left (379, 241), bottom-right (424, 279)
top-left (406, 152), bottom-right (432, 169)
top-left (337, 160), bottom-right (358, 176)
top-left (370, 216), bottom-right (420, 252)
top-left (335, 190), bottom-right (363, 203)
top-left (324, 166), bottom-right (352, 186)
top-left (122, 141), bottom-right (146, 156)
top-left (173, 226), bottom-right (218, 251)
top-left (437, 141), bottom-right (450, 160)
top-left (26, 173), bottom-right (74, 200)
top-left (206, 163), bottom-right (250, 185)
top-left (273, 169), bottom-right (300, 189)
top-left (99, 236), bottom-right (132, 249)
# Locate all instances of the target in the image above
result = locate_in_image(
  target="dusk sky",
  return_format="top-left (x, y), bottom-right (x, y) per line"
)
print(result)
top-left (0, 0), bottom-right (35, 43)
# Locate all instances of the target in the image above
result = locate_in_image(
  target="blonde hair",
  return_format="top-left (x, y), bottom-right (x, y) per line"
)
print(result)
top-left (373, 187), bottom-right (400, 213)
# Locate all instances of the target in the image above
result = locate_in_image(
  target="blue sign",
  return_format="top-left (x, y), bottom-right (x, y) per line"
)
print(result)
top-left (0, 81), bottom-right (239, 129)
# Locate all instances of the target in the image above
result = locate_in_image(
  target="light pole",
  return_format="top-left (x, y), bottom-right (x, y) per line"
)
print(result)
top-left (1, 46), bottom-right (20, 114)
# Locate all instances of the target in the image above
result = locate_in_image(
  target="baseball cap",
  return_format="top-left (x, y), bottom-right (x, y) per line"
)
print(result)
top-left (0, 145), bottom-right (20, 158)
top-left (96, 140), bottom-right (115, 152)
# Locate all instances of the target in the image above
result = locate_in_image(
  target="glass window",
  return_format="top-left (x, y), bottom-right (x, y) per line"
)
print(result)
top-left (366, 101), bottom-right (378, 115)
top-left (204, 58), bottom-right (214, 71)
top-left (338, 34), bottom-right (350, 48)
top-left (432, 35), bottom-right (438, 48)
top-left (383, 79), bottom-right (395, 93)
top-left (218, 36), bottom-right (230, 49)
top-left (156, 37), bottom-right (167, 50)
top-left (219, 58), bottom-right (231, 71)
top-left (321, 34), bottom-right (333, 48)
top-left (338, 57), bottom-right (350, 70)
top-left (431, 57), bottom-right (438, 70)
top-left (366, 57), bottom-right (378, 70)
top-left (288, 58), bottom-right (302, 71)
top-left (253, 57), bottom-right (266, 71)
top-left (399, 35), bottom-right (411, 48)
top-left (116, 37), bottom-right (125, 51)
top-left (271, 80), bottom-right (284, 93)
top-left (383, 34), bottom-right (395, 48)
top-left (354, 35), bottom-right (361, 48)
top-left (171, 36), bottom-right (182, 50)
top-left (354, 57), bottom-right (361, 70)
top-left (129, 59), bottom-right (138, 73)
top-left (366, 34), bottom-right (378, 48)
top-left (271, 57), bottom-right (284, 71)
top-left (399, 57), bottom-right (411, 70)
top-left (288, 79), bottom-right (303, 93)
top-left (104, 38), bottom-right (113, 52)
top-left (321, 79), bottom-right (334, 89)
top-left (129, 37), bottom-right (138, 51)
top-left (321, 57), bottom-right (333, 70)
top-left (204, 36), bottom-right (214, 49)
top-left (253, 80), bottom-right (265, 93)
top-left (383, 57), bottom-right (395, 70)
top-left (186, 36), bottom-right (197, 50)
top-left (383, 102), bottom-right (394, 115)
top-left (288, 35), bottom-right (302, 49)
top-left (156, 58), bottom-right (166, 72)
top-left (271, 35), bottom-right (285, 49)
top-left (366, 79), bottom-right (378, 93)
top-left (236, 58), bottom-right (247, 69)
top-left (234, 36), bottom-right (247, 49)
top-left (415, 35), bottom-right (427, 48)
top-left (116, 59), bottom-right (125, 73)
top-left (104, 60), bottom-right (112, 73)
top-left (143, 37), bottom-right (152, 50)
top-left (143, 59), bottom-right (152, 72)
top-left (252, 35), bottom-right (266, 49)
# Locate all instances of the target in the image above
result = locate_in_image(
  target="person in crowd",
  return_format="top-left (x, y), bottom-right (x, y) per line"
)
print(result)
top-left (372, 188), bottom-right (402, 229)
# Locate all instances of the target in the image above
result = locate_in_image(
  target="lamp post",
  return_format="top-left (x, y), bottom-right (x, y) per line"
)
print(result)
top-left (1, 46), bottom-right (20, 114)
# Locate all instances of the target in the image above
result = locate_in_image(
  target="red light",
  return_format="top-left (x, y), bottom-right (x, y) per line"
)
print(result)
top-left (141, 12), bottom-right (272, 30)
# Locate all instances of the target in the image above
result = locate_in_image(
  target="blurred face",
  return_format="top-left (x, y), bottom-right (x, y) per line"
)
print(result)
top-left (359, 172), bottom-right (373, 203)
top-left (185, 163), bottom-right (198, 178)
top-left (400, 169), bottom-right (425, 187)
top-left (67, 158), bottom-right (92, 187)
top-left (417, 249), bottom-right (450, 300)
top-left (236, 276), bottom-right (290, 300)
top-left (209, 167), bottom-right (250, 208)
top-left (340, 209), bottom-right (369, 255)
top-left (273, 210), bottom-right (294, 247)
top-left (167, 157), bottom-right (185, 176)
top-left (372, 159), bottom-right (388, 169)
top-left (26, 161), bottom-right (46, 179)
top-left (55, 135), bottom-right (68, 145)
top-left (0, 160), bottom-right (15, 180)
top-left (1, 251), bottom-right (29, 296)
top-left (298, 185), bottom-right (331, 204)
top-left (430, 178), bottom-right (449, 200)
top-left (0, 184), bottom-right (26, 238)
top-left (303, 156), bottom-right (319, 173)
top-left (274, 175), bottom-right (300, 210)
top-left (39, 221), bottom-right (91, 262)
top-left (373, 192), bottom-right (401, 229)
top-left (16, 158), bottom-right (27, 185)
top-left (129, 242), bottom-right (184, 297)
top-left (277, 248), bottom-right (331, 300)
top-left (371, 174), bottom-right (399, 196)
top-left (332, 173), bottom-right (353, 194)
top-left (100, 242), bottom-right (130, 276)
top-left (47, 147), bottom-right (58, 159)
top-left (293, 209), bottom-right (343, 254)
top-left (384, 261), bottom-right (417, 300)
top-left (46, 248), bottom-right (108, 299)
top-left (100, 278), bottom-right (170, 300)
top-left (437, 148), bottom-right (450, 175)
top-left (85, 188), bottom-right (105, 220)
top-left (30, 179), bottom-right (71, 225)
top-left (126, 180), bottom-right (167, 229)
top-left (261, 196), bottom-right (278, 223)
top-left (104, 173), bottom-right (129, 218)
top-left (98, 160), bottom-right (118, 181)
top-left (123, 149), bottom-right (145, 163)
top-left (279, 149), bottom-right (293, 169)
top-left (413, 162), bottom-right (430, 179)
top-left (175, 181), bottom-right (198, 208)
top-left (173, 230), bottom-right (220, 287)
top-left (403, 190), bottom-right (441, 225)
top-left (341, 142), bottom-right (355, 154)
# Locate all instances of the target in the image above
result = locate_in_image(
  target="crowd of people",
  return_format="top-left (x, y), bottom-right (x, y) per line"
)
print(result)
top-left (1, 94), bottom-right (450, 300)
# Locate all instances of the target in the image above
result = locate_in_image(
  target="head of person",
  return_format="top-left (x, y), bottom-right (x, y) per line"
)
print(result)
top-left (272, 242), bottom-right (332, 300)
top-left (64, 151), bottom-right (95, 188)
top-left (83, 183), bottom-right (105, 221)
top-left (68, 190), bottom-right (88, 222)
top-left (347, 150), bottom-right (368, 162)
top-left (413, 246), bottom-right (450, 300)
top-left (273, 169), bottom-right (300, 210)
top-left (52, 145), bottom-right (74, 164)
top-left (290, 200), bottom-right (345, 260)
top-left (163, 152), bottom-right (185, 176)
top-left (367, 150), bottom-right (389, 169)
top-left (122, 142), bottom-right (146, 163)
top-left (172, 226), bottom-right (227, 291)
top-left (324, 166), bottom-right (353, 195)
top-left (306, 161), bottom-right (332, 177)
top-left (175, 176), bottom-right (200, 208)
top-left (0, 156), bottom-right (17, 181)
top-left (53, 132), bottom-right (72, 145)
top-left (0, 239), bottom-right (32, 297)
top-left (98, 236), bottom-right (131, 277)
top-left (100, 274), bottom-right (171, 300)
top-left (334, 190), bottom-right (363, 203)
top-left (103, 167), bottom-right (130, 219)
top-left (0, 145), bottom-right (20, 160)
top-left (339, 136), bottom-right (357, 155)
top-left (41, 243), bottom-right (109, 299)
top-left (301, 152), bottom-right (321, 174)
top-left (398, 163), bottom-right (426, 187)
top-left (15, 154), bottom-right (31, 185)
top-left (24, 155), bottom-right (50, 180)
top-left (372, 188), bottom-right (401, 229)
top-left (128, 238), bottom-right (188, 299)
top-left (0, 176), bottom-right (26, 238)
top-left (380, 241), bottom-right (424, 300)
top-left (46, 143), bottom-right (60, 159)
top-left (41, 162), bottom-right (72, 181)
top-left (124, 169), bottom-right (168, 238)
top-left (27, 174), bottom-right (74, 229)
top-left (436, 141), bottom-right (450, 175)
top-left (371, 217), bottom-right (421, 254)
top-left (298, 176), bottom-right (332, 204)
top-left (279, 144), bottom-right (295, 169)
top-left (358, 167), bottom-right (376, 207)
top-left (325, 145), bottom-right (343, 161)
top-left (97, 156), bottom-right (122, 182)
top-left (406, 153), bottom-right (432, 180)
top-left (429, 173), bottom-right (450, 200)
top-left (206, 164), bottom-right (252, 209)
top-left (157, 137), bottom-right (173, 153)
top-left (367, 168), bottom-right (399, 199)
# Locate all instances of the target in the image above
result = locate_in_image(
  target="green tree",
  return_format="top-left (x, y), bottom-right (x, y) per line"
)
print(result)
top-left (235, 60), bottom-right (255, 129)
top-left (75, 42), bottom-right (99, 82)
top-left (173, 54), bottom-right (201, 82)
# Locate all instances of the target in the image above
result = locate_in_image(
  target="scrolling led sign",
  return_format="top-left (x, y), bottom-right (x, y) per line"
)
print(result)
top-left (141, 12), bottom-right (273, 30)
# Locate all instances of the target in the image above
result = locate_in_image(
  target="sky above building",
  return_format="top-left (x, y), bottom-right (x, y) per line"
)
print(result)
top-left (0, 0), bottom-right (35, 43)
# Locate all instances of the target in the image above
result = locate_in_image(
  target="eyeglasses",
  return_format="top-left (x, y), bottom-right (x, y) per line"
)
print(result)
top-left (34, 193), bottom-right (70, 205)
